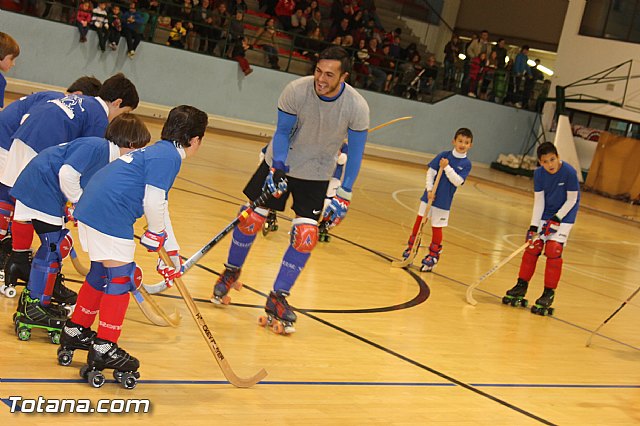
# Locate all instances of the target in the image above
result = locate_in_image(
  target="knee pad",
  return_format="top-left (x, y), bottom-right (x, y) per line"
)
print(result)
top-left (0, 200), bottom-right (14, 236)
top-left (105, 262), bottom-right (143, 295)
top-left (86, 261), bottom-right (108, 292)
top-left (544, 240), bottom-right (563, 259)
top-left (38, 229), bottom-right (73, 261)
top-left (237, 206), bottom-right (268, 236)
top-left (291, 218), bottom-right (318, 254)
top-left (525, 239), bottom-right (544, 257)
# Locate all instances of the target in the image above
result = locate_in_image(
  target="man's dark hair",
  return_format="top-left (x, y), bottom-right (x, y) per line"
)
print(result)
top-left (67, 76), bottom-right (102, 96)
top-left (98, 73), bottom-right (139, 109)
top-left (522, 44), bottom-right (530, 51)
top-left (537, 142), bottom-right (558, 159)
top-left (161, 105), bottom-right (208, 147)
top-left (455, 127), bottom-right (473, 142)
top-left (318, 46), bottom-right (351, 74)
top-left (105, 113), bottom-right (150, 149)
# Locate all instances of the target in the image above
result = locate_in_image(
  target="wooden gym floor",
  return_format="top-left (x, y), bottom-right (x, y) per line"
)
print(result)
top-left (0, 109), bottom-right (639, 425)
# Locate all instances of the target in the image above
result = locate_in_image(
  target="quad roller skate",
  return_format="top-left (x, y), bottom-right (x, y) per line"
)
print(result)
top-left (261, 210), bottom-right (279, 236)
top-left (1, 250), bottom-right (31, 298)
top-left (57, 320), bottom-right (96, 366)
top-left (402, 234), bottom-right (418, 259)
top-left (530, 287), bottom-right (555, 316)
top-left (51, 273), bottom-right (77, 315)
top-left (502, 278), bottom-right (529, 308)
top-left (258, 290), bottom-right (297, 335)
top-left (80, 338), bottom-right (140, 389)
top-left (14, 289), bottom-right (66, 344)
top-left (0, 236), bottom-right (11, 283)
top-left (211, 264), bottom-right (242, 305)
top-left (318, 220), bottom-right (331, 243)
top-left (420, 243), bottom-right (442, 272)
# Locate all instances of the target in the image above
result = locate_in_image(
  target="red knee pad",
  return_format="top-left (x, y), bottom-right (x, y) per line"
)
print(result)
top-left (291, 221), bottom-right (318, 253)
top-left (238, 208), bottom-right (267, 236)
top-left (518, 239), bottom-right (543, 282)
top-left (544, 241), bottom-right (563, 289)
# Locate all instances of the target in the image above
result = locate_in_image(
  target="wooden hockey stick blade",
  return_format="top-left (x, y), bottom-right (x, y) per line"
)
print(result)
top-left (143, 188), bottom-right (276, 294)
top-left (391, 168), bottom-right (444, 268)
top-left (159, 248), bottom-right (267, 388)
top-left (586, 285), bottom-right (640, 347)
top-left (69, 248), bottom-right (89, 276)
top-left (465, 241), bottom-right (531, 306)
top-left (133, 287), bottom-right (182, 327)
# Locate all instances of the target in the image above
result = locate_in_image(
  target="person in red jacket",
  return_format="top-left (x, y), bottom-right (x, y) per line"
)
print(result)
top-left (467, 52), bottom-right (486, 97)
top-left (275, 0), bottom-right (296, 30)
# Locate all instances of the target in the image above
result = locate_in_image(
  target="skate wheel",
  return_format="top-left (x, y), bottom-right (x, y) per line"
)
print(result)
top-left (262, 224), bottom-right (270, 236)
top-left (5, 286), bottom-right (16, 298)
top-left (271, 321), bottom-right (284, 334)
top-left (232, 281), bottom-right (243, 291)
top-left (121, 372), bottom-right (138, 389)
top-left (548, 308), bottom-right (555, 316)
top-left (17, 326), bottom-right (31, 341)
top-left (88, 371), bottom-right (105, 388)
top-left (257, 316), bottom-right (268, 327)
top-left (221, 295), bottom-right (231, 305)
top-left (530, 306), bottom-right (537, 314)
top-left (113, 370), bottom-right (123, 383)
top-left (272, 224), bottom-right (278, 231)
top-left (58, 349), bottom-right (74, 366)
top-left (522, 299), bottom-right (529, 308)
top-left (510, 299), bottom-right (518, 307)
top-left (49, 331), bottom-right (61, 345)
top-left (501, 296), bottom-right (509, 305)
top-left (80, 365), bottom-right (90, 379)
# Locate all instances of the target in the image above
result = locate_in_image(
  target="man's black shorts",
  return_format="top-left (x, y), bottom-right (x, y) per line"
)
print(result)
top-left (244, 161), bottom-right (329, 221)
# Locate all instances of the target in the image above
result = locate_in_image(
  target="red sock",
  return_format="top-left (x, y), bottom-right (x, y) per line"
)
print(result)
top-left (71, 283), bottom-right (104, 328)
top-left (96, 292), bottom-right (130, 343)
top-left (11, 221), bottom-right (34, 251)
top-left (411, 215), bottom-right (423, 236)
top-left (431, 226), bottom-right (443, 246)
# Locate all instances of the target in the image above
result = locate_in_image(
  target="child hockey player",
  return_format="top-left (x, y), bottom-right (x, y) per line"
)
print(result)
top-left (504, 142), bottom-right (580, 315)
top-left (402, 127), bottom-right (473, 272)
top-left (59, 105), bottom-right (207, 389)
top-left (10, 114), bottom-right (150, 344)
top-left (0, 32), bottom-right (20, 109)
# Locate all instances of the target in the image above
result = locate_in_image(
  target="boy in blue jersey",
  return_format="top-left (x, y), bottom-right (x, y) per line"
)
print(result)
top-left (0, 77), bottom-right (101, 274)
top-left (402, 128), bottom-right (473, 272)
top-left (10, 114), bottom-right (150, 342)
top-left (2, 73), bottom-right (138, 299)
top-left (505, 142), bottom-right (580, 315)
top-left (60, 106), bottom-right (207, 384)
top-left (0, 32), bottom-right (20, 109)
top-left (211, 46), bottom-right (370, 334)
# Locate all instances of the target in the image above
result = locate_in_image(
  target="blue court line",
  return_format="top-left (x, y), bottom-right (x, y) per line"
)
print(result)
top-left (1, 378), bottom-right (638, 389)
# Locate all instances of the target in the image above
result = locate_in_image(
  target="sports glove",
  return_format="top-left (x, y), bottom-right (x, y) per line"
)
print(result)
top-left (65, 202), bottom-right (77, 226)
top-left (264, 161), bottom-right (288, 198)
top-left (542, 215), bottom-right (561, 236)
top-left (156, 250), bottom-right (184, 285)
top-left (526, 225), bottom-right (538, 242)
top-left (140, 229), bottom-right (167, 252)
top-left (322, 187), bottom-right (351, 228)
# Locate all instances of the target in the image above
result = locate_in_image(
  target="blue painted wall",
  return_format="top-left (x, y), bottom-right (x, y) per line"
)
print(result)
top-left (0, 11), bottom-right (536, 164)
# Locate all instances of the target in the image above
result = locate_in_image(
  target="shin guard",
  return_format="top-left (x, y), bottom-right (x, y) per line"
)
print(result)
top-left (273, 218), bottom-right (318, 294)
top-left (28, 229), bottom-right (72, 305)
top-left (518, 239), bottom-right (543, 282)
top-left (227, 206), bottom-right (267, 267)
top-left (544, 240), bottom-right (563, 290)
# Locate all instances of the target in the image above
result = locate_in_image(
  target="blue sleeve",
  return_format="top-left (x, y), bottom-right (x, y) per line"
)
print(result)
top-left (341, 128), bottom-right (367, 192)
top-left (533, 168), bottom-right (544, 192)
top-left (566, 168), bottom-right (580, 191)
top-left (0, 74), bottom-right (6, 108)
top-left (272, 109), bottom-right (297, 169)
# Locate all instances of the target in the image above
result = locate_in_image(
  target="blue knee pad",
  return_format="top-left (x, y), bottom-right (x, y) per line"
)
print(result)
top-left (105, 262), bottom-right (142, 295)
top-left (86, 261), bottom-right (108, 292)
top-left (28, 229), bottom-right (72, 303)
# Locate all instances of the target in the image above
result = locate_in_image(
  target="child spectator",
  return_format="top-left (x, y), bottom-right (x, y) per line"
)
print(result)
top-left (231, 37), bottom-right (253, 76)
top-left (76, 1), bottom-right (93, 43)
top-left (108, 5), bottom-right (123, 51)
top-left (253, 18), bottom-right (280, 70)
top-left (167, 20), bottom-right (187, 49)
top-left (11, 114), bottom-right (151, 339)
top-left (467, 51), bottom-right (486, 97)
top-left (401, 128), bottom-right (473, 272)
top-left (0, 32), bottom-right (20, 109)
top-left (504, 142), bottom-right (580, 315)
top-left (122, 2), bottom-right (144, 58)
top-left (91, 1), bottom-right (110, 51)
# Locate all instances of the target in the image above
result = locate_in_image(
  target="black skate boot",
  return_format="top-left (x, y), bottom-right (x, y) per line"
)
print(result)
top-left (81, 338), bottom-right (140, 389)
top-left (258, 290), bottom-right (297, 334)
top-left (51, 273), bottom-right (77, 314)
top-left (0, 236), bottom-right (11, 282)
top-left (262, 210), bottom-right (279, 236)
top-left (531, 287), bottom-right (555, 316)
top-left (420, 243), bottom-right (442, 272)
top-left (14, 288), bottom-right (66, 344)
top-left (502, 278), bottom-right (529, 308)
top-left (57, 320), bottom-right (96, 366)
top-left (1, 250), bottom-right (31, 298)
top-left (211, 263), bottom-right (242, 305)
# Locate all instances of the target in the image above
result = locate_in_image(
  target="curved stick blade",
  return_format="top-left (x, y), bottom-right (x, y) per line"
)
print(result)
top-left (133, 288), bottom-right (181, 327)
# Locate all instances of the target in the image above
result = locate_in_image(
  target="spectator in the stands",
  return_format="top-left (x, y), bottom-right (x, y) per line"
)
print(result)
top-left (260, 0), bottom-right (278, 17)
top-left (523, 58), bottom-right (544, 109)
top-left (107, 4), bottom-right (122, 50)
top-left (512, 44), bottom-right (532, 108)
top-left (300, 26), bottom-right (327, 58)
top-left (352, 38), bottom-right (371, 88)
top-left (467, 29), bottom-right (492, 59)
top-left (479, 50), bottom-right (498, 100)
top-left (443, 34), bottom-right (460, 91)
top-left (291, 8), bottom-right (307, 34)
top-left (380, 44), bottom-right (396, 94)
top-left (468, 51), bottom-right (487, 97)
top-left (367, 37), bottom-right (387, 92)
top-left (76, 1), bottom-right (92, 43)
top-left (167, 19), bottom-right (187, 49)
top-left (122, 2), bottom-right (145, 58)
top-left (275, 0), bottom-right (296, 31)
top-left (395, 52), bottom-right (421, 96)
top-left (253, 17), bottom-right (280, 70)
top-left (210, 1), bottom-right (229, 56)
top-left (228, 0), bottom-right (248, 16)
top-left (231, 36), bottom-right (253, 76)
top-left (307, 9), bottom-right (323, 35)
top-left (351, 9), bottom-right (365, 31)
top-left (421, 54), bottom-right (438, 95)
top-left (91, 1), bottom-right (109, 51)
top-left (326, 17), bottom-right (351, 43)
top-left (196, 0), bottom-right (215, 53)
top-left (493, 38), bottom-right (508, 69)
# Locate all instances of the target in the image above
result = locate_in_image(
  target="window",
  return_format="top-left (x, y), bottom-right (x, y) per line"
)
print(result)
top-left (580, 0), bottom-right (640, 43)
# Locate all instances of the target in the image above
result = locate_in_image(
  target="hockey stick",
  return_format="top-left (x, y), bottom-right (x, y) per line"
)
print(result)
top-left (465, 240), bottom-right (532, 306)
top-left (368, 116), bottom-right (413, 133)
top-left (158, 247), bottom-right (268, 387)
top-left (586, 285), bottom-right (640, 347)
top-left (144, 188), bottom-right (276, 294)
top-left (133, 285), bottom-right (182, 327)
top-left (69, 248), bottom-right (89, 276)
top-left (391, 167), bottom-right (444, 268)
